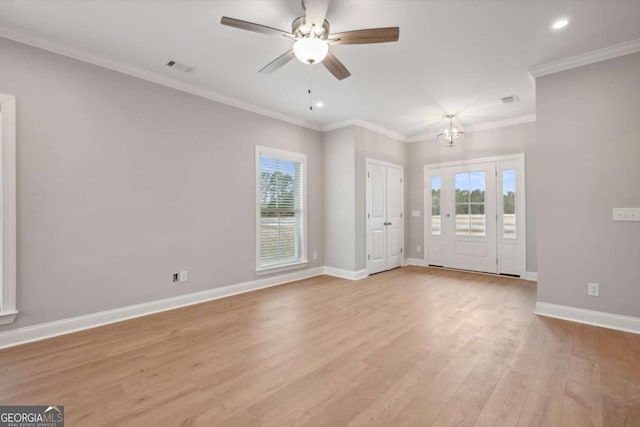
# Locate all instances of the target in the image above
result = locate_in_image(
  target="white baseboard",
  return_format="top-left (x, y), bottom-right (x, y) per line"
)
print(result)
top-left (0, 267), bottom-right (324, 350)
top-left (535, 302), bottom-right (640, 335)
top-left (526, 271), bottom-right (538, 281)
top-left (405, 258), bottom-right (428, 267)
top-left (323, 267), bottom-right (368, 281)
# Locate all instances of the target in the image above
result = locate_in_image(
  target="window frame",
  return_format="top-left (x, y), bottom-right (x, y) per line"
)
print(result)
top-left (0, 93), bottom-right (17, 325)
top-left (255, 145), bottom-right (308, 275)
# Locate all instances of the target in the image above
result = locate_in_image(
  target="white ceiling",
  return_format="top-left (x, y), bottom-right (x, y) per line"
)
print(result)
top-left (1, 1), bottom-right (640, 138)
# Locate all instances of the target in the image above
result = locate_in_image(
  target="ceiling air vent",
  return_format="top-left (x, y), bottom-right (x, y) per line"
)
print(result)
top-left (501, 95), bottom-right (519, 104)
top-left (166, 60), bottom-right (194, 73)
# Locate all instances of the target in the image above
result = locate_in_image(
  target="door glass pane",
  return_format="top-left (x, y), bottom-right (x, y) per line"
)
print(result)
top-left (455, 173), bottom-right (469, 203)
top-left (455, 203), bottom-right (470, 235)
top-left (455, 171), bottom-right (486, 236)
top-left (455, 172), bottom-right (470, 235)
top-left (469, 172), bottom-right (486, 203)
top-left (431, 176), bottom-right (441, 235)
top-left (470, 204), bottom-right (486, 235)
top-left (503, 169), bottom-right (516, 238)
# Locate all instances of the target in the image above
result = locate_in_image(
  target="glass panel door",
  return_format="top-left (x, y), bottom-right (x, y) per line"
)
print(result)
top-left (443, 162), bottom-right (497, 274)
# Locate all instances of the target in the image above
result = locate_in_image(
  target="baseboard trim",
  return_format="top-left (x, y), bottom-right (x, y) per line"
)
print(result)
top-left (525, 271), bottom-right (538, 282)
top-left (405, 258), bottom-right (428, 267)
top-left (0, 267), bottom-right (324, 350)
top-left (535, 302), bottom-right (640, 335)
top-left (323, 267), bottom-right (368, 281)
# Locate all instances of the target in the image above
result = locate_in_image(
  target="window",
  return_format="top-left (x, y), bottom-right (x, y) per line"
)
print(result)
top-left (431, 175), bottom-right (441, 235)
top-left (454, 171), bottom-right (486, 236)
top-left (503, 169), bottom-right (516, 238)
top-left (256, 146), bottom-right (306, 273)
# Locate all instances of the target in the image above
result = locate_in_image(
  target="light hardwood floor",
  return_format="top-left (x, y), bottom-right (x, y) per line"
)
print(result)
top-left (1, 267), bottom-right (639, 426)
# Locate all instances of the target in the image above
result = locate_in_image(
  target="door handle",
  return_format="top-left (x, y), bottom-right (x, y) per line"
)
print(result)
top-left (384, 222), bottom-right (392, 226)
top-left (446, 213), bottom-right (451, 218)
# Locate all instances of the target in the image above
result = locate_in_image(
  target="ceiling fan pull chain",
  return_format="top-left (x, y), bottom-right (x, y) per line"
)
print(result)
top-left (308, 63), bottom-right (313, 110)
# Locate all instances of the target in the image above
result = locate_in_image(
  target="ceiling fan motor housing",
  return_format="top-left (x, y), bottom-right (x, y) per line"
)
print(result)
top-left (292, 16), bottom-right (330, 39)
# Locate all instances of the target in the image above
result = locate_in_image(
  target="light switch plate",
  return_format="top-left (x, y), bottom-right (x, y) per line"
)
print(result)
top-left (613, 208), bottom-right (640, 221)
top-left (179, 270), bottom-right (188, 282)
top-left (411, 210), bottom-right (421, 217)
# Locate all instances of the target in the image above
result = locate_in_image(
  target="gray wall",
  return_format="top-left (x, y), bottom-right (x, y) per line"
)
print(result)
top-left (0, 37), bottom-right (323, 331)
top-left (354, 126), bottom-right (407, 271)
top-left (536, 52), bottom-right (640, 317)
top-left (323, 127), bottom-right (356, 271)
top-left (406, 122), bottom-right (537, 272)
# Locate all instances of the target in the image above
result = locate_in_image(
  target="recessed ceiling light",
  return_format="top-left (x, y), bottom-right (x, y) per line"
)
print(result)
top-left (315, 101), bottom-right (324, 108)
top-left (552, 18), bottom-right (569, 30)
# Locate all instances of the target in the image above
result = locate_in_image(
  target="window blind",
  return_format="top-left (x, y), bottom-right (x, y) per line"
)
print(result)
top-left (258, 154), bottom-right (304, 268)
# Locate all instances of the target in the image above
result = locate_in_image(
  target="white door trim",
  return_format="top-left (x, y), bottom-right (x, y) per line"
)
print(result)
top-left (366, 158), bottom-right (404, 169)
top-left (0, 93), bottom-right (17, 325)
top-left (423, 154), bottom-right (526, 278)
top-left (424, 153), bottom-right (525, 170)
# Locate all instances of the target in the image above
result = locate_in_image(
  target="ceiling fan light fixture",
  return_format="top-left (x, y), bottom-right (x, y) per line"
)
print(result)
top-left (437, 115), bottom-right (465, 147)
top-left (293, 37), bottom-right (328, 64)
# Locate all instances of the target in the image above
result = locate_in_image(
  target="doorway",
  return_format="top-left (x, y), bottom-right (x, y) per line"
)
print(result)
top-left (366, 159), bottom-right (404, 275)
top-left (424, 154), bottom-right (526, 277)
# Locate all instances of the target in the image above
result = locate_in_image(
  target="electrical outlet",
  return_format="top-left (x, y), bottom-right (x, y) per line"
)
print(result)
top-left (587, 282), bottom-right (600, 297)
top-left (179, 270), bottom-right (188, 283)
top-left (313, 251), bottom-right (318, 260)
top-left (417, 246), bottom-right (422, 253)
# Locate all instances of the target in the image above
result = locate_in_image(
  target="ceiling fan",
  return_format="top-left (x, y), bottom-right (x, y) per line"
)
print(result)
top-left (220, 0), bottom-right (399, 80)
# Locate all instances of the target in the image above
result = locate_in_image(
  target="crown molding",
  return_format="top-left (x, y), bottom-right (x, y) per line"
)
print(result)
top-left (465, 114), bottom-right (536, 134)
top-left (0, 26), bottom-right (323, 132)
top-left (529, 38), bottom-right (640, 78)
top-left (322, 119), bottom-right (359, 133)
top-left (1, 25), bottom-right (542, 141)
top-left (322, 119), bottom-right (407, 142)
top-left (352, 119), bottom-right (407, 141)
top-left (404, 114), bottom-right (536, 143)
top-left (404, 131), bottom-right (438, 143)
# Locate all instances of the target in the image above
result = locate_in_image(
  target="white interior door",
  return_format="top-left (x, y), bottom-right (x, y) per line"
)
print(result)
top-left (367, 163), bottom-right (387, 275)
top-left (366, 161), bottom-right (404, 275)
top-left (443, 162), bottom-right (497, 273)
top-left (385, 166), bottom-right (404, 270)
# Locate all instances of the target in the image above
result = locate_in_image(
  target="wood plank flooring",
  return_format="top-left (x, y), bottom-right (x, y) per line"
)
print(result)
top-left (1, 267), bottom-right (639, 426)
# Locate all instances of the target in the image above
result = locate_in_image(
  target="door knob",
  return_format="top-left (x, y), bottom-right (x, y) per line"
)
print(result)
top-left (446, 213), bottom-right (451, 217)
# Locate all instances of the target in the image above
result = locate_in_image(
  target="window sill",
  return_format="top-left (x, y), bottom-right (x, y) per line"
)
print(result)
top-left (256, 260), bottom-right (309, 276)
top-left (0, 310), bottom-right (18, 326)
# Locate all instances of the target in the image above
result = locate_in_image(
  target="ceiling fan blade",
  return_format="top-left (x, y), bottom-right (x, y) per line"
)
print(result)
top-left (303, 0), bottom-right (329, 29)
top-left (259, 50), bottom-right (296, 74)
top-left (328, 27), bottom-right (399, 45)
top-left (220, 17), bottom-right (294, 39)
top-left (322, 51), bottom-right (351, 80)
